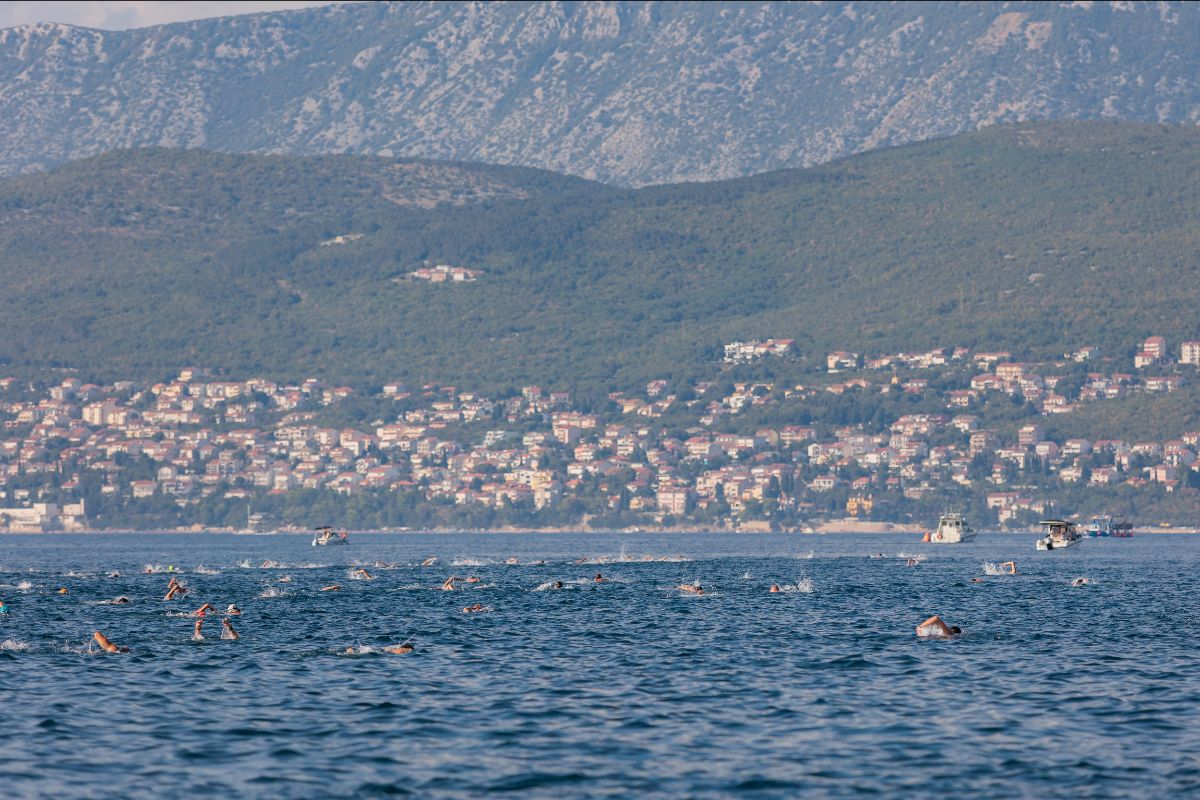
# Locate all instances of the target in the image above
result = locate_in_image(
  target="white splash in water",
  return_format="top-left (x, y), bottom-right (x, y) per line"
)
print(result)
top-left (779, 578), bottom-right (816, 593)
top-left (1, 638), bottom-right (30, 651)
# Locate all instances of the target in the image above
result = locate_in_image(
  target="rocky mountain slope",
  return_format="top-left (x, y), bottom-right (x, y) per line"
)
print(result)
top-left (0, 122), bottom-right (1195, 390)
top-left (0, 1), bottom-right (1196, 185)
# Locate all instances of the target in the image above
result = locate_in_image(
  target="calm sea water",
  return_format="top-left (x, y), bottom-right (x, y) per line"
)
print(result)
top-left (0, 532), bottom-right (1197, 799)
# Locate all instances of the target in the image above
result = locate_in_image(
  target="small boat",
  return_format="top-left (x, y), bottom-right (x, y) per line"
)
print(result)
top-left (312, 526), bottom-right (350, 546)
top-left (1036, 519), bottom-right (1081, 551)
top-left (1087, 515), bottom-right (1133, 538)
top-left (928, 512), bottom-right (975, 544)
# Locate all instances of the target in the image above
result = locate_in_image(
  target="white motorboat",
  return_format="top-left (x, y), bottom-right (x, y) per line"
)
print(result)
top-left (1036, 519), bottom-right (1081, 551)
top-left (927, 512), bottom-right (975, 543)
top-left (312, 526), bottom-right (349, 546)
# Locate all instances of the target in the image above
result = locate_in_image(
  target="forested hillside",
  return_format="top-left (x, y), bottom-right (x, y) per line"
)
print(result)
top-left (0, 122), bottom-right (1195, 391)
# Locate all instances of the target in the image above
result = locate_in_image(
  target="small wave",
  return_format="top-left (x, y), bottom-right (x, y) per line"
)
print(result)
top-left (16, 581), bottom-right (33, 591)
top-left (795, 551), bottom-right (815, 560)
top-left (193, 565), bottom-right (221, 575)
top-left (782, 578), bottom-right (816, 594)
top-left (258, 587), bottom-right (287, 599)
top-left (451, 558), bottom-right (488, 567)
top-left (896, 552), bottom-right (926, 562)
top-left (64, 569), bottom-right (92, 578)
top-left (577, 553), bottom-right (691, 565)
top-left (1, 638), bottom-right (30, 652)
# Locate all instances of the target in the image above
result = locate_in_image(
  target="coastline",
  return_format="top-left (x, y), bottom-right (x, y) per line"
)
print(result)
top-left (5, 524), bottom-right (1198, 535)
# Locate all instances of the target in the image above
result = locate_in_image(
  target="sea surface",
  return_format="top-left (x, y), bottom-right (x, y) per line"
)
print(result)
top-left (0, 532), bottom-right (1197, 799)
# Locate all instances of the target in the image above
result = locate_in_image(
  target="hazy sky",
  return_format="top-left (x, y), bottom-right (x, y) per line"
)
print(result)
top-left (0, 1), bottom-right (341, 30)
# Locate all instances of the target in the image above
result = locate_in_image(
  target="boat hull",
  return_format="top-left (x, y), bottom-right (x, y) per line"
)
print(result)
top-left (1036, 536), bottom-right (1081, 551)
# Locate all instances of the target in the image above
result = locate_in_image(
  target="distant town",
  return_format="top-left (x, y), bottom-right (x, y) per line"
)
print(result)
top-left (3, 334), bottom-right (1200, 532)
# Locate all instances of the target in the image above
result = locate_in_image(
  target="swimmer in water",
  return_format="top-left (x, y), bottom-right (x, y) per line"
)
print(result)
top-left (505, 557), bottom-right (519, 565)
top-left (1071, 577), bottom-right (1090, 587)
top-left (221, 618), bottom-right (239, 640)
top-left (906, 558), bottom-right (919, 567)
top-left (421, 557), bottom-right (437, 567)
top-left (93, 630), bottom-right (128, 653)
top-left (769, 583), bottom-right (781, 593)
top-left (350, 568), bottom-right (373, 581)
top-left (107, 571), bottom-right (120, 578)
top-left (109, 596), bottom-right (131, 604)
top-left (194, 602), bottom-right (215, 617)
top-left (226, 604), bottom-right (242, 616)
top-left (594, 574), bottom-right (606, 583)
top-left (383, 643), bottom-right (414, 654)
top-left (970, 577), bottom-right (984, 584)
top-left (0, 599), bottom-right (8, 613)
top-left (1000, 561), bottom-right (1017, 575)
top-left (164, 578), bottom-right (186, 601)
top-left (678, 582), bottom-right (704, 596)
top-left (462, 603), bottom-right (488, 613)
top-left (466, 576), bottom-right (480, 583)
top-left (321, 584), bottom-right (342, 592)
top-left (193, 618), bottom-right (205, 640)
top-left (553, 581), bottom-right (564, 590)
top-left (441, 576), bottom-right (460, 591)
top-left (915, 615), bottom-right (962, 639)
top-left (57, 588), bottom-right (69, 594)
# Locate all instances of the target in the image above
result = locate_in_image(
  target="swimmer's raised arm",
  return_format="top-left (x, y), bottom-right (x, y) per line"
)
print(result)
top-left (93, 630), bottom-right (127, 653)
top-left (916, 615), bottom-right (960, 638)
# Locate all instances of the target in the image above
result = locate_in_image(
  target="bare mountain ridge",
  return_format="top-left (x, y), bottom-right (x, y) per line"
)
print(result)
top-left (0, 1), bottom-right (1196, 185)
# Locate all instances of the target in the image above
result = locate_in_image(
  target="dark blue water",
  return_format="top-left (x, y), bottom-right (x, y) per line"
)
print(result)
top-left (0, 532), bottom-right (1197, 799)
